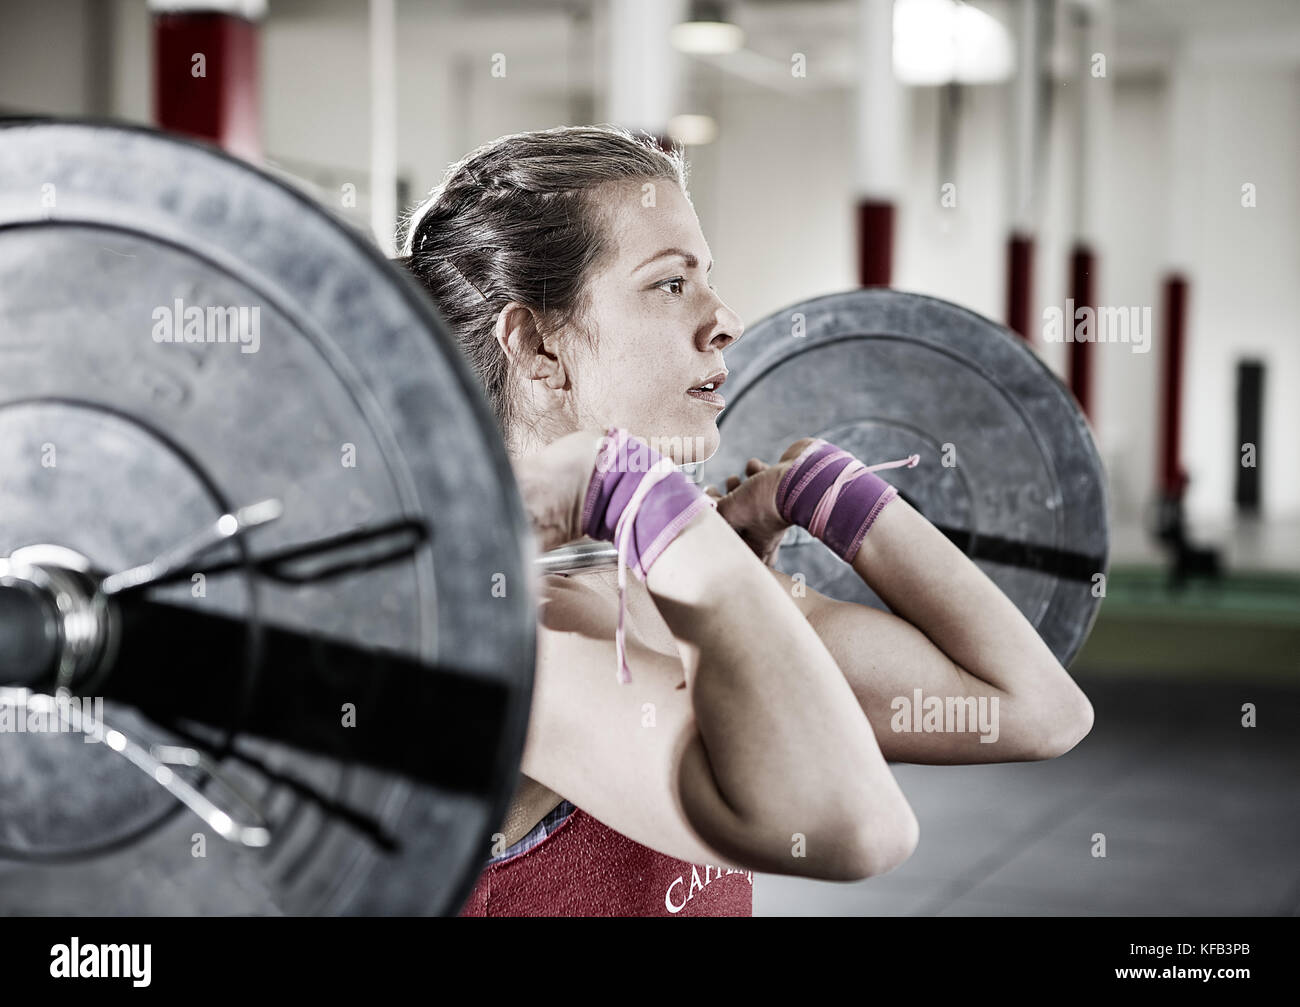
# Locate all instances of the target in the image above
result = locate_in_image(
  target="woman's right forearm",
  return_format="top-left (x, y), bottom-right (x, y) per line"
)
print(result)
top-left (644, 507), bottom-right (917, 879)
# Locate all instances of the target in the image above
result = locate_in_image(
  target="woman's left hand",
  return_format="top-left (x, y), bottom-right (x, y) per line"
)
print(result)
top-left (705, 449), bottom-right (803, 567)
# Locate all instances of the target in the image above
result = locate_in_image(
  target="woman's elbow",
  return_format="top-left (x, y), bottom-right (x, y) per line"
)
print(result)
top-left (844, 806), bottom-right (920, 880)
top-left (1023, 687), bottom-right (1094, 760)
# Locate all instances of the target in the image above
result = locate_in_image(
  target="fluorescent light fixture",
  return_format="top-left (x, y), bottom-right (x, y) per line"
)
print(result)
top-left (672, 1), bottom-right (745, 55)
top-left (893, 0), bottom-right (1014, 85)
top-left (672, 21), bottom-right (745, 54)
top-left (668, 114), bottom-right (719, 146)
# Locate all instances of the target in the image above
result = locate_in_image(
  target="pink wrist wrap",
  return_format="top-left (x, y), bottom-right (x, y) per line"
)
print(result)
top-left (580, 427), bottom-right (716, 684)
top-left (775, 439), bottom-right (919, 563)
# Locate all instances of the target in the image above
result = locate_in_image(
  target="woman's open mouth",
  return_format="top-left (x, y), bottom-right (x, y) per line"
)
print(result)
top-left (686, 372), bottom-right (727, 408)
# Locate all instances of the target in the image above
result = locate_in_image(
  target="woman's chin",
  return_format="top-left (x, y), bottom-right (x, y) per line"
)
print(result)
top-left (682, 424), bottom-right (720, 466)
top-left (635, 408), bottom-right (720, 465)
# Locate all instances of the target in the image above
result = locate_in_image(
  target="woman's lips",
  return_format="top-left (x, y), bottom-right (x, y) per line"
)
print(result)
top-left (686, 387), bottom-right (725, 408)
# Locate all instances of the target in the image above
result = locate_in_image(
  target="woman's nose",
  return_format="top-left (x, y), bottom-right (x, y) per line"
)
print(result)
top-left (709, 328), bottom-right (739, 351)
top-left (706, 303), bottom-right (744, 350)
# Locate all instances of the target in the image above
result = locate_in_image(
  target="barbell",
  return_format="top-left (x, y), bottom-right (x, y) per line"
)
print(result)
top-left (0, 121), bottom-right (1107, 916)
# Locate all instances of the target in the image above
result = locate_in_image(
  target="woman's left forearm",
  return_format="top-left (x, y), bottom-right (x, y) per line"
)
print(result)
top-left (848, 494), bottom-right (1089, 709)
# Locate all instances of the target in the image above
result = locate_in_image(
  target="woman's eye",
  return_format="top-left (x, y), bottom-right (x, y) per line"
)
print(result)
top-left (658, 277), bottom-right (685, 296)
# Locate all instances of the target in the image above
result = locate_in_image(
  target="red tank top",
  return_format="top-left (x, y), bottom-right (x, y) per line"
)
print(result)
top-left (458, 805), bottom-right (753, 917)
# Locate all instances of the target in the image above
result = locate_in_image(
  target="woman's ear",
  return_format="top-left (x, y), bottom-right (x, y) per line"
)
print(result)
top-left (495, 302), bottom-right (567, 391)
top-left (493, 301), bottom-right (528, 365)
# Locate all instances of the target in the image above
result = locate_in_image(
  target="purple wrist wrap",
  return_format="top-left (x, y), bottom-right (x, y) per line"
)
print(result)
top-left (775, 439), bottom-right (919, 563)
top-left (578, 426), bottom-right (715, 684)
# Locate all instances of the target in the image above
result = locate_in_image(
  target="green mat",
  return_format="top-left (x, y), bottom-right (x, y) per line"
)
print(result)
top-left (1070, 565), bottom-right (1300, 680)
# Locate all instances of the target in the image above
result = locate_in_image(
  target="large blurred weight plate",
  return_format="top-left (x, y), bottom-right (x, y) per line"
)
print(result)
top-left (703, 289), bottom-right (1109, 668)
top-left (0, 120), bottom-right (536, 914)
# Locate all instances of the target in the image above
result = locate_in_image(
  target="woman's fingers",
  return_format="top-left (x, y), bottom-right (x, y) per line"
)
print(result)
top-left (779, 437), bottom-right (818, 464)
top-left (711, 459), bottom-right (770, 499)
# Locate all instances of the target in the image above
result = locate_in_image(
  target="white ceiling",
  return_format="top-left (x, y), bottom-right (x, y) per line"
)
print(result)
top-left (271, 0), bottom-right (1300, 95)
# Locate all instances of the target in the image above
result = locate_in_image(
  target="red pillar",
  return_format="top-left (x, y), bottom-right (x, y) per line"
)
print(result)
top-left (1068, 243), bottom-right (1095, 420)
top-left (1006, 231), bottom-right (1034, 342)
top-left (153, 9), bottom-right (261, 161)
top-left (1158, 274), bottom-right (1189, 498)
top-left (856, 198), bottom-right (895, 288)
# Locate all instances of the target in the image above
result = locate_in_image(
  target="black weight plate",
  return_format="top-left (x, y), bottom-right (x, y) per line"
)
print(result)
top-left (0, 120), bottom-right (535, 915)
top-left (703, 289), bottom-right (1109, 668)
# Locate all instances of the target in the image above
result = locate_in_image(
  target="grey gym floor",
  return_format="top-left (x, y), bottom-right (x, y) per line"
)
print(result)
top-left (754, 674), bottom-right (1300, 916)
top-left (755, 517), bottom-right (1300, 916)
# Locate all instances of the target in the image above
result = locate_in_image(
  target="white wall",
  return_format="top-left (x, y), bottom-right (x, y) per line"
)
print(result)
top-left (0, 0), bottom-right (94, 115)
top-left (106, 0), bottom-right (152, 123)
top-left (262, 0), bottom-right (371, 176)
top-left (1182, 66), bottom-right (1300, 525)
top-left (689, 87), bottom-right (858, 325)
top-left (897, 82), bottom-right (1010, 324)
top-left (1087, 76), bottom-right (1168, 529)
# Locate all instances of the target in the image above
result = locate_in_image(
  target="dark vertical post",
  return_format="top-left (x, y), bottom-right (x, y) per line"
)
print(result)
top-left (1068, 243), bottom-right (1095, 419)
top-left (1006, 232), bottom-right (1034, 342)
top-left (1158, 274), bottom-right (1188, 497)
top-left (1234, 360), bottom-right (1264, 513)
top-left (856, 199), bottom-right (895, 288)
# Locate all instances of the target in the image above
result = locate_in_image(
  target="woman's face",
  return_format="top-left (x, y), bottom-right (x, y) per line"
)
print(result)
top-left (563, 179), bottom-right (744, 466)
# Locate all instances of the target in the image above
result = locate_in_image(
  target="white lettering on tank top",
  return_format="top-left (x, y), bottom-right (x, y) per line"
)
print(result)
top-left (664, 864), bottom-right (754, 913)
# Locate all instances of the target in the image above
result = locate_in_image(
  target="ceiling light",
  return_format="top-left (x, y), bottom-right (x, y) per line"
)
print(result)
top-left (668, 114), bottom-right (719, 146)
top-left (893, 0), bottom-right (1014, 85)
top-left (672, 1), bottom-right (745, 55)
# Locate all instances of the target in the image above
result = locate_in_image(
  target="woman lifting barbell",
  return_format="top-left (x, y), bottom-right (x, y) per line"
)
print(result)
top-left (399, 125), bottom-right (1094, 917)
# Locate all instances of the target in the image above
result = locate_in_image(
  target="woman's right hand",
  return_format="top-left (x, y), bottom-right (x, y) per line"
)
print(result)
top-left (510, 428), bottom-right (609, 553)
top-left (704, 438), bottom-right (817, 566)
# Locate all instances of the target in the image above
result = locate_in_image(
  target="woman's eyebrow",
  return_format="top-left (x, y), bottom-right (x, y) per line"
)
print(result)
top-left (631, 248), bottom-right (714, 275)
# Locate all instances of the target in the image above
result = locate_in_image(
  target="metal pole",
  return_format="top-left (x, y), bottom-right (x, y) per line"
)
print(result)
top-left (535, 541), bottom-right (619, 574)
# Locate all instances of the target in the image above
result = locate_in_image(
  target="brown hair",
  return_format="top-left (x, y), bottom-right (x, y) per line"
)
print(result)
top-left (398, 124), bottom-right (689, 451)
